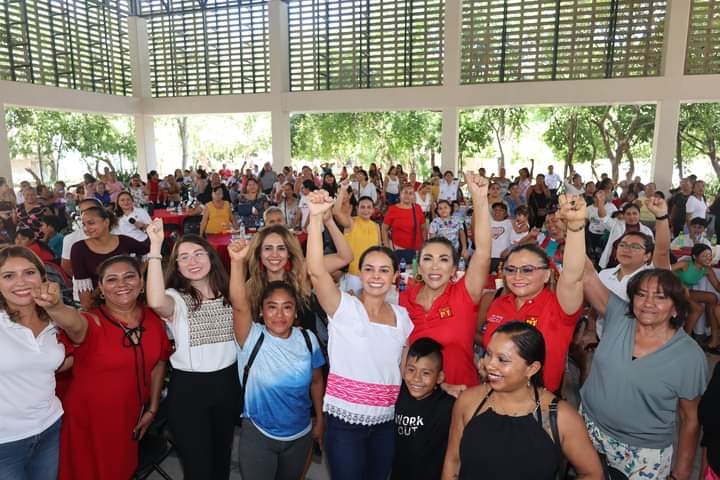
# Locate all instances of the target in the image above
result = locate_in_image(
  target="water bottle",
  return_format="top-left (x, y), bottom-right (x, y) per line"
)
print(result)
top-left (456, 257), bottom-right (466, 280)
top-left (399, 257), bottom-right (407, 274)
top-left (411, 258), bottom-right (418, 277)
top-left (238, 219), bottom-right (246, 240)
top-left (398, 276), bottom-right (406, 292)
top-left (678, 232), bottom-right (686, 246)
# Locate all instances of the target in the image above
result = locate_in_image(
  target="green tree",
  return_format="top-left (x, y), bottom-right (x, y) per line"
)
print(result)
top-left (588, 105), bottom-right (656, 183)
top-left (482, 107), bottom-right (528, 172)
top-left (679, 103), bottom-right (720, 178)
top-left (459, 109), bottom-right (493, 167)
top-left (541, 106), bottom-right (600, 178)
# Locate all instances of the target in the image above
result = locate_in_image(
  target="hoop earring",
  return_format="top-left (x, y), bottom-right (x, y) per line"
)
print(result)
top-left (99, 293), bottom-right (105, 300)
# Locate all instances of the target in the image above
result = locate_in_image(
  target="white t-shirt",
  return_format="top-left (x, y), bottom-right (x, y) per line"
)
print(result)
top-left (439, 179), bottom-right (460, 202)
top-left (415, 192), bottom-right (432, 213)
top-left (115, 207), bottom-right (152, 242)
top-left (357, 183), bottom-right (378, 204)
top-left (163, 289), bottom-right (237, 372)
top-left (299, 194), bottom-right (310, 229)
top-left (686, 195), bottom-right (707, 220)
top-left (595, 264), bottom-right (652, 337)
top-left (509, 227), bottom-right (529, 245)
top-left (324, 292), bottom-right (413, 425)
top-left (385, 177), bottom-right (400, 195)
top-left (586, 205), bottom-right (607, 235)
top-left (490, 219), bottom-right (513, 258)
top-left (0, 312), bottom-right (64, 443)
top-left (545, 173), bottom-right (562, 190)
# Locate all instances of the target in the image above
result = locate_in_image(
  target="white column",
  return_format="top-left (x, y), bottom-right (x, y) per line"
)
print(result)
top-left (269, 0), bottom-right (291, 167)
top-left (135, 114), bottom-right (157, 176)
top-left (0, 108), bottom-right (12, 185)
top-left (442, 0), bottom-right (462, 88)
top-left (439, 0), bottom-right (462, 175)
top-left (651, 0), bottom-right (692, 191)
top-left (441, 108), bottom-right (459, 174)
top-left (128, 16), bottom-right (157, 176)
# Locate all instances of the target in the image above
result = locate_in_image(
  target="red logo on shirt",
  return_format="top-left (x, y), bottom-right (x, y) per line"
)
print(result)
top-left (439, 306), bottom-right (454, 319)
top-left (525, 316), bottom-right (539, 327)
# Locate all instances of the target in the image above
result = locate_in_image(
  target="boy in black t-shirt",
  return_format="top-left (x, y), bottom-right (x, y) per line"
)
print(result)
top-left (391, 338), bottom-right (455, 480)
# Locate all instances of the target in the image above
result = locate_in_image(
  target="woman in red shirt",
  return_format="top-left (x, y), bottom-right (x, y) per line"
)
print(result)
top-left (382, 183), bottom-right (426, 264)
top-left (400, 172), bottom-right (491, 395)
top-left (482, 194), bottom-right (587, 393)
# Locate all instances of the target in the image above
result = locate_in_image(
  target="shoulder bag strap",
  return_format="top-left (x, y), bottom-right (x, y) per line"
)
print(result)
top-left (548, 395), bottom-right (560, 445)
top-left (240, 332), bottom-right (265, 412)
top-left (299, 327), bottom-right (312, 354)
top-left (411, 203), bottom-right (417, 251)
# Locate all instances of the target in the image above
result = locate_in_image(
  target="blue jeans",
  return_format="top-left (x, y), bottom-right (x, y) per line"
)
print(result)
top-left (324, 415), bottom-right (395, 480)
top-left (0, 418), bottom-right (62, 480)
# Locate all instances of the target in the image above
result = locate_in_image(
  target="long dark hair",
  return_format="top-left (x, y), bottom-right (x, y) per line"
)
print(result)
top-left (494, 321), bottom-right (545, 387)
top-left (165, 234), bottom-right (230, 310)
top-left (0, 246), bottom-right (49, 323)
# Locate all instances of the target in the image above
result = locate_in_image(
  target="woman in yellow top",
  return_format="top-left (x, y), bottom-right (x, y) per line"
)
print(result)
top-left (200, 186), bottom-right (237, 236)
top-left (332, 180), bottom-right (381, 294)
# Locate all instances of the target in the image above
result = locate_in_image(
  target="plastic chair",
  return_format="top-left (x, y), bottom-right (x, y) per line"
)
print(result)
top-left (133, 431), bottom-right (173, 480)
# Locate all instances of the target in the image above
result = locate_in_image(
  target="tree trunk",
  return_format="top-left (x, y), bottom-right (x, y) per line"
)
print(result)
top-left (676, 130), bottom-right (684, 179)
top-left (430, 149), bottom-right (436, 169)
top-left (626, 148), bottom-right (635, 178)
top-left (177, 116), bottom-right (190, 170)
top-left (709, 139), bottom-right (720, 178)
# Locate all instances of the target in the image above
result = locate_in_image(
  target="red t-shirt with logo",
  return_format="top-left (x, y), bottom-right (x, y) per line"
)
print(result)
top-left (400, 277), bottom-right (479, 387)
top-left (482, 288), bottom-right (581, 392)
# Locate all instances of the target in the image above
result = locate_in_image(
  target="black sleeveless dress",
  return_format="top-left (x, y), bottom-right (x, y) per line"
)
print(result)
top-left (458, 388), bottom-right (562, 480)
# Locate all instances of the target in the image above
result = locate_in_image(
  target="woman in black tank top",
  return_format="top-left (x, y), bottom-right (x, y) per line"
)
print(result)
top-left (442, 322), bottom-right (603, 480)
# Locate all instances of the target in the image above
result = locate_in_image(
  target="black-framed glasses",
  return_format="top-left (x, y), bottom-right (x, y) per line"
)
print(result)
top-left (502, 265), bottom-right (548, 275)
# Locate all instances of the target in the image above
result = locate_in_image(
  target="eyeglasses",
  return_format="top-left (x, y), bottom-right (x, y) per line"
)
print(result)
top-left (617, 242), bottom-right (645, 251)
top-left (177, 251), bottom-right (209, 264)
top-left (502, 265), bottom-right (548, 275)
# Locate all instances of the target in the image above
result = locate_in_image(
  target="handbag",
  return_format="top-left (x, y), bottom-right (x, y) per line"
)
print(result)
top-left (549, 402), bottom-right (628, 480)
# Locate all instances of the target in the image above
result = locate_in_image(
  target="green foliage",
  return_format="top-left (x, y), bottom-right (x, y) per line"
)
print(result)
top-left (540, 106), bottom-right (600, 176)
top-left (290, 111), bottom-right (441, 172)
top-left (459, 107), bottom-right (528, 171)
top-left (679, 103), bottom-right (720, 178)
top-left (6, 107), bottom-right (136, 183)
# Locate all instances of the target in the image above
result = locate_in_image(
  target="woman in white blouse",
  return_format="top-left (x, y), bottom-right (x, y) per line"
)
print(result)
top-left (415, 182), bottom-right (434, 218)
top-left (354, 170), bottom-right (378, 205)
top-left (307, 190), bottom-right (413, 480)
top-left (114, 191), bottom-right (152, 242)
top-left (0, 246), bottom-right (85, 480)
top-left (385, 166), bottom-right (401, 205)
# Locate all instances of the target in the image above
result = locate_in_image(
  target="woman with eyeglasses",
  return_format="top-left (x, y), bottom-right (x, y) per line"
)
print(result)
top-left (581, 197), bottom-right (671, 344)
top-left (399, 172), bottom-right (490, 396)
top-left (481, 194), bottom-right (587, 394)
top-left (58, 256), bottom-right (170, 480)
top-left (599, 202), bottom-right (654, 269)
top-left (579, 268), bottom-right (708, 480)
top-left (672, 243), bottom-right (720, 353)
top-left (146, 220), bottom-right (241, 480)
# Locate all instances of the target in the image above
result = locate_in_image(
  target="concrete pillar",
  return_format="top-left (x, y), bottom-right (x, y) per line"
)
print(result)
top-left (439, 0), bottom-right (462, 175)
top-left (269, 0), bottom-right (290, 167)
top-left (651, 0), bottom-right (692, 191)
top-left (651, 101), bottom-right (681, 193)
top-left (135, 114), bottom-right (157, 177)
top-left (441, 108), bottom-right (459, 174)
top-left (0, 108), bottom-right (12, 185)
top-left (128, 16), bottom-right (156, 176)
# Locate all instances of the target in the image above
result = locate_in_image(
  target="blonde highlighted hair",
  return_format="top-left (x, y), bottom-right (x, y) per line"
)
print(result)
top-left (245, 225), bottom-right (311, 318)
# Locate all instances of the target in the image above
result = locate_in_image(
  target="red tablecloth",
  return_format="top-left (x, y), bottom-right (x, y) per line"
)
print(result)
top-left (206, 234), bottom-right (232, 269)
top-left (152, 208), bottom-right (194, 231)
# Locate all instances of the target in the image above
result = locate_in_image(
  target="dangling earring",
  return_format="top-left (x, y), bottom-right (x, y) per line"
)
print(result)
top-left (527, 378), bottom-right (531, 388)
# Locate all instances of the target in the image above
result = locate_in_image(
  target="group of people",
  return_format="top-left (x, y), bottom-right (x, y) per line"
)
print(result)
top-left (1, 159), bottom-right (719, 480)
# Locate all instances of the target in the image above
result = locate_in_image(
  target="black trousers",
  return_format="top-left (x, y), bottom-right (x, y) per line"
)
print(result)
top-left (167, 362), bottom-right (241, 480)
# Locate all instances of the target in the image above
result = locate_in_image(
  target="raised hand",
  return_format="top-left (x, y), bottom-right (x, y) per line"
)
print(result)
top-left (529, 227), bottom-right (541, 239)
top-left (307, 190), bottom-right (334, 217)
top-left (464, 171), bottom-right (489, 199)
top-left (227, 238), bottom-right (250, 264)
top-left (558, 194), bottom-right (587, 226)
top-left (32, 282), bottom-right (62, 310)
top-left (644, 196), bottom-right (668, 218)
top-left (147, 218), bottom-right (165, 247)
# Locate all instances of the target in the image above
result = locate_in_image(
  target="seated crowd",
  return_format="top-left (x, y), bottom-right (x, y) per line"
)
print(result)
top-left (2, 159), bottom-right (720, 480)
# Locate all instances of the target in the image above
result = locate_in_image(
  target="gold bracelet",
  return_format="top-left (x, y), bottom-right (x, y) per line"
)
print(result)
top-left (147, 255), bottom-right (163, 260)
top-left (566, 223), bottom-right (585, 232)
